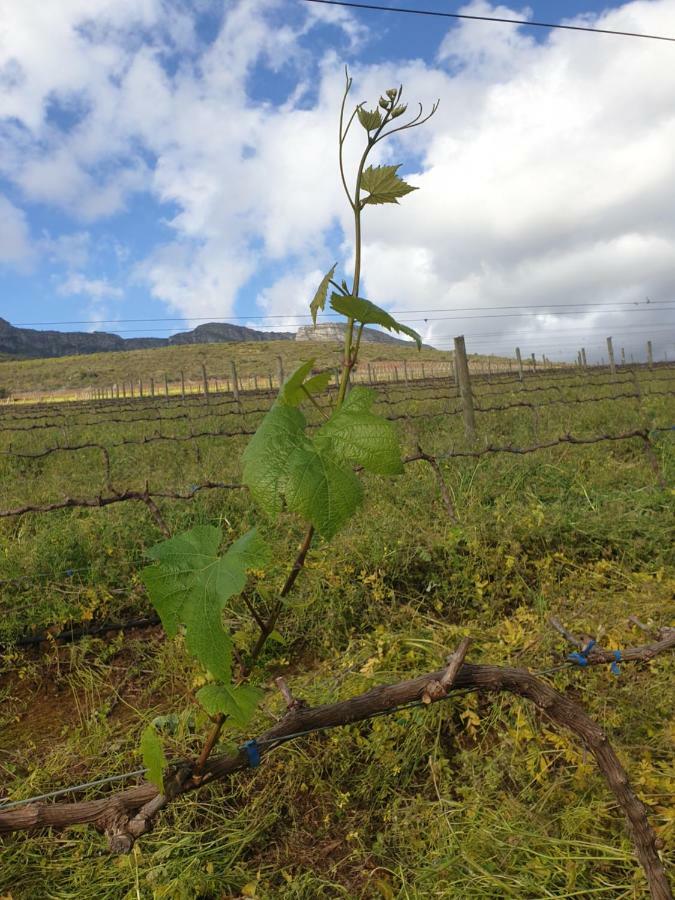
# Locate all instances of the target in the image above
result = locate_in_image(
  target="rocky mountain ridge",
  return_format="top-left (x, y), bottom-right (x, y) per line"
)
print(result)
top-left (0, 318), bottom-right (418, 360)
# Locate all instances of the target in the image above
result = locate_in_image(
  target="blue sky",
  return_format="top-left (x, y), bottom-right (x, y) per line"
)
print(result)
top-left (1, 0), bottom-right (674, 361)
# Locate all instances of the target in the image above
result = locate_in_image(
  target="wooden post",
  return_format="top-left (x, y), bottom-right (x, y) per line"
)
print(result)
top-left (122, 383), bottom-right (127, 399)
top-left (150, 378), bottom-right (155, 397)
top-left (130, 382), bottom-right (134, 398)
top-left (201, 363), bottom-right (209, 403)
top-left (367, 363), bottom-right (373, 385)
top-left (394, 366), bottom-right (399, 383)
top-left (164, 374), bottom-right (169, 398)
top-left (581, 348), bottom-right (587, 369)
top-left (180, 370), bottom-right (186, 400)
top-left (334, 368), bottom-right (340, 388)
top-left (515, 347), bottom-right (523, 382)
top-left (453, 353), bottom-right (460, 397)
top-left (268, 373), bottom-right (273, 391)
top-left (230, 360), bottom-right (240, 404)
top-left (454, 335), bottom-right (476, 442)
top-left (115, 384), bottom-right (119, 399)
top-left (647, 340), bottom-right (653, 370)
top-left (621, 347), bottom-right (626, 366)
top-left (421, 362), bottom-right (425, 381)
top-left (606, 336), bottom-right (616, 377)
top-left (277, 356), bottom-right (284, 388)
top-left (403, 359), bottom-right (409, 391)
top-left (138, 380), bottom-right (143, 397)
top-left (253, 374), bottom-right (259, 391)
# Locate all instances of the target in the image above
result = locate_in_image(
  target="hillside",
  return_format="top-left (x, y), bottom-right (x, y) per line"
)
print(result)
top-left (0, 338), bottom-right (461, 399)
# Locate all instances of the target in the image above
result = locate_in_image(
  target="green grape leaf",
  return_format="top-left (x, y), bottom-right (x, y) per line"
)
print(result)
top-left (140, 526), bottom-right (269, 681)
top-left (329, 293), bottom-right (422, 350)
top-left (278, 359), bottom-right (330, 407)
top-left (357, 106), bottom-right (383, 131)
top-left (196, 683), bottom-right (263, 729)
top-left (242, 402), bottom-right (307, 516)
top-left (141, 725), bottom-right (166, 792)
top-left (360, 164), bottom-right (417, 206)
top-left (285, 444), bottom-right (363, 539)
top-left (302, 371), bottom-right (331, 397)
top-left (315, 387), bottom-right (404, 475)
top-left (310, 264), bottom-right (337, 325)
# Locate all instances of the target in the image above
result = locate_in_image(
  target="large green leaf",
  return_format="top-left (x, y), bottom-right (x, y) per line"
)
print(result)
top-left (284, 444), bottom-right (363, 540)
top-left (309, 264), bottom-right (336, 325)
top-left (243, 401), bottom-right (363, 538)
top-left (329, 293), bottom-right (422, 350)
top-left (360, 164), bottom-right (417, 206)
top-left (242, 403), bottom-right (307, 516)
top-left (140, 526), bottom-right (269, 681)
top-left (315, 387), bottom-right (403, 475)
top-left (196, 683), bottom-right (263, 729)
top-left (141, 725), bottom-right (166, 792)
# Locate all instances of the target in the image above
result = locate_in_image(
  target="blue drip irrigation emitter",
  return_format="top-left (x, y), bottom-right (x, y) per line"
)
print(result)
top-left (610, 649), bottom-right (622, 676)
top-left (242, 739), bottom-right (260, 768)
top-left (567, 638), bottom-right (596, 667)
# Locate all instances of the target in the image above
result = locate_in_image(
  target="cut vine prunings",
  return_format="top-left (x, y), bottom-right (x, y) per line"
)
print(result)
top-left (140, 526), bottom-right (269, 684)
top-left (329, 293), bottom-right (422, 349)
top-left (309, 264), bottom-right (337, 325)
top-left (196, 683), bottom-right (263, 729)
top-left (316, 387), bottom-right (404, 475)
top-left (140, 725), bottom-right (166, 792)
top-left (360, 164), bottom-right (417, 206)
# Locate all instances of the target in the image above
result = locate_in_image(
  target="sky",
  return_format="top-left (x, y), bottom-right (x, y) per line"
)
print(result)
top-left (1, 0), bottom-right (674, 362)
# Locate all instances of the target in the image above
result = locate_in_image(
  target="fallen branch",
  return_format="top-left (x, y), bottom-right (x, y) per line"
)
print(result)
top-left (1, 658), bottom-right (671, 898)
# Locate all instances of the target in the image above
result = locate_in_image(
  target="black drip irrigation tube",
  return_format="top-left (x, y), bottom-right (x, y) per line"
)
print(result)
top-left (3, 614), bottom-right (161, 649)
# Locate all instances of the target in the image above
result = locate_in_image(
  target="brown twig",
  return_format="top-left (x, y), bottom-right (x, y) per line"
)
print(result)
top-left (1, 659), bottom-right (672, 897)
top-left (416, 444), bottom-right (458, 523)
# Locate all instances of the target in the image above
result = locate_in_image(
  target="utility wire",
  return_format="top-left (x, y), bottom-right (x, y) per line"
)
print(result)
top-left (302, 0), bottom-right (675, 42)
top-left (13, 300), bottom-right (672, 328)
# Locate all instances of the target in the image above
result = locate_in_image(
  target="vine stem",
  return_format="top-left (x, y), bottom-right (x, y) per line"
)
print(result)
top-left (195, 524), bottom-right (317, 773)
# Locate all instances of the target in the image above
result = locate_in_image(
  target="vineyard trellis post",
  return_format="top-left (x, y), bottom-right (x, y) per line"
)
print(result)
top-left (201, 365), bottom-right (209, 404)
top-left (621, 347), bottom-right (626, 366)
top-left (647, 340), bottom-right (654, 370)
top-left (454, 335), bottom-right (476, 442)
top-left (531, 352), bottom-right (537, 374)
top-left (180, 371), bottom-right (186, 401)
top-left (515, 347), bottom-right (523, 381)
top-left (230, 361), bottom-right (240, 405)
top-left (606, 336), bottom-right (616, 378)
top-left (276, 356), bottom-right (284, 388)
top-left (164, 374), bottom-right (169, 399)
top-left (581, 348), bottom-right (588, 369)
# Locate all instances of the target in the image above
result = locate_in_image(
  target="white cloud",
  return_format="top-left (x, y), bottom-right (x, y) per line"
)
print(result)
top-left (1, 0), bottom-right (674, 359)
top-left (0, 195), bottom-right (33, 268)
top-left (58, 271), bottom-right (122, 299)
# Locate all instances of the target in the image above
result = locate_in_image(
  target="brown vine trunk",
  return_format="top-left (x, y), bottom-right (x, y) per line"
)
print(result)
top-left (0, 663), bottom-right (670, 897)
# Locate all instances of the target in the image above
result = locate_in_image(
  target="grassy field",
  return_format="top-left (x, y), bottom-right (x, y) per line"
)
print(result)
top-left (0, 357), bottom-right (673, 898)
top-left (0, 339), bottom-right (479, 400)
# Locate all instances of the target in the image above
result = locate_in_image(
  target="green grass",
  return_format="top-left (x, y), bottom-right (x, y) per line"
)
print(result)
top-left (0, 364), bottom-right (673, 898)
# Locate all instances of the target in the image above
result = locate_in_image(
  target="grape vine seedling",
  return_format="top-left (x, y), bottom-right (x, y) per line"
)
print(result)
top-left (140, 68), bottom-right (437, 789)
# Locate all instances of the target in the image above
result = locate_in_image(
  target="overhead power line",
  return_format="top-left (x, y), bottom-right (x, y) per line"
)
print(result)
top-left (302, 0), bottom-right (675, 42)
top-left (13, 300), bottom-right (673, 329)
